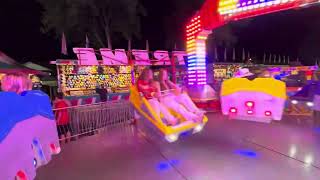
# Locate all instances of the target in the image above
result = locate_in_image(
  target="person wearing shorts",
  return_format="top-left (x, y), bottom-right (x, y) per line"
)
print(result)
top-left (54, 92), bottom-right (72, 142)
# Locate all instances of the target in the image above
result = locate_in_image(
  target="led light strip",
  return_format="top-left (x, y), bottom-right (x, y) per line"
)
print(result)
top-left (218, 0), bottom-right (296, 16)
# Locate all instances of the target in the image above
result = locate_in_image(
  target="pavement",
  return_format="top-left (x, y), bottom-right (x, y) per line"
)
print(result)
top-left (36, 113), bottom-right (320, 180)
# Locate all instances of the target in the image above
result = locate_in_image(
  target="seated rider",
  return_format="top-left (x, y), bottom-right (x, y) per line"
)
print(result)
top-left (158, 69), bottom-right (204, 121)
top-left (137, 68), bottom-right (178, 126)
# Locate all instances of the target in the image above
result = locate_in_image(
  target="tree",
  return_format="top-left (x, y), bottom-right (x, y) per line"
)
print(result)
top-left (38, 0), bottom-right (146, 49)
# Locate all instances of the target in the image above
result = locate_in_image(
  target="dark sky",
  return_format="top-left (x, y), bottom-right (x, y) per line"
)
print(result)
top-left (0, 0), bottom-right (319, 65)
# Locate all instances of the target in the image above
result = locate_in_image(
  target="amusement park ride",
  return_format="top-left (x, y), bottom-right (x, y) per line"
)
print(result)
top-left (1, 0), bottom-right (320, 179)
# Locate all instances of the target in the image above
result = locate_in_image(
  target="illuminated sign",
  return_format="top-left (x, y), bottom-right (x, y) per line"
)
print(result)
top-left (70, 48), bottom-right (186, 66)
top-left (218, 0), bottom-right (296, 16)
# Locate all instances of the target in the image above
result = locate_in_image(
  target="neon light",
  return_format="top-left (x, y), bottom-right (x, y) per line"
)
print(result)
top-left (218, 0), bottom-right (296, 16)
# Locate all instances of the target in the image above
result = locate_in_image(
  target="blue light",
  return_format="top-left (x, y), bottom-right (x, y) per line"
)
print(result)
top-left (169, 159), bottom-right (180, 165)
top-left (156, 159), bottom-right (180, 171)
top-left (235, 149), bottom-right (258, 158)
top-left (180, 131), bottom-right (192, 137)
top-left (33, 139), bottom-right (39, 145)
top-left (157, 162), bottom-right (170, 171)
top-left (314, 127), bottom-right (320, 133)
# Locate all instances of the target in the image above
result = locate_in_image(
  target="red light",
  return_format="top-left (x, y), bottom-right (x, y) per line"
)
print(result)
top-left (50, 143), bottom-right (61, 154)
top-left (245, 101), bottom-right (254, 107)
top-left (265, 111), bottom-right (272, 116)
top-left (247, 110), bottom-right (254, 115)
top-left (16, 171), bottom-right (27, 180)
top-left (229, 107), bottom-right (237, 113)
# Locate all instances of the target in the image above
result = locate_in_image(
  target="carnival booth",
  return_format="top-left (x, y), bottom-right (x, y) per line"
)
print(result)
top-left (0, 91), bottom-right (60, 180)
top-left (53, 48), bottom-right (188, 105)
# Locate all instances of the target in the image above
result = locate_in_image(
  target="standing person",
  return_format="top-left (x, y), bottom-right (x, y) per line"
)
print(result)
top-left (158, 69), bottom-right (204, 122)
top-left (53, 92), bottom-right (72, 143)
top-left (137, 68), bottom-right (178, 126)
top-left (96, 84), bottom-right (108, 102)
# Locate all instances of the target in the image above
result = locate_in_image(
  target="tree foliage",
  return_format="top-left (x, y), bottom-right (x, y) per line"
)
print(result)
top-left (38, 0), bottom-right (146, 48)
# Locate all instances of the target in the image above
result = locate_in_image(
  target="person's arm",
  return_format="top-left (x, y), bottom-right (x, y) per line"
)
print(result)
top-left (167, 80), bottom-right (182, 94)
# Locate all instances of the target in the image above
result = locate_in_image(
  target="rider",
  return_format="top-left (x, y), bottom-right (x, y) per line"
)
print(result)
top-left (158, 69), bottom-right (204, 121)
top-left (137, 68), bottom-right (178, 126)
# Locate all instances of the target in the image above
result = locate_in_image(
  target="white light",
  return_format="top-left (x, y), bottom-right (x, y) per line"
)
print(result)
top-left (306, 102), bottom-right (314, 107)
top-left (166, 134), bottom-right (178, 143)
top-left (260, 3), bottom-right (266, 7)
top-left (289, 145), bottom-right (297, 157)
top-left (304, 155), bottom-right (313, 165)
top-left (194, 124), bottom-right (204, 133)
top-left (267, 1), bottom-right (273, 6)
top-left (274, 0), bottom-right (281, 4)
top-left (291, 100), bottom-right (298, 105)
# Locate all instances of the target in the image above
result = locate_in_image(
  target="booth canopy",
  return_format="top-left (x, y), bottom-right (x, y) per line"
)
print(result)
top-left (0, 52), bottom-right (45, 75)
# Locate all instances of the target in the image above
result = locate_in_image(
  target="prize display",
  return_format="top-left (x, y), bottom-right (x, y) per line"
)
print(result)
top-left (58, 65), bottom-right (132, 96)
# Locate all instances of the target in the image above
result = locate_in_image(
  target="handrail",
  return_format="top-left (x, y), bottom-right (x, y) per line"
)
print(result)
top-left (52, 100), bottom-right (127, 111)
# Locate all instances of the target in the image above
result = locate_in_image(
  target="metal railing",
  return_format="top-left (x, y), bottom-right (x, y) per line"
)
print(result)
top-left (53, 100), bottom-right (134, 141)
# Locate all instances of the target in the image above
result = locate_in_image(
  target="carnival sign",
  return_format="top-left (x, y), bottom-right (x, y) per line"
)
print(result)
top-left (72, 48), bottom-right (186, 66)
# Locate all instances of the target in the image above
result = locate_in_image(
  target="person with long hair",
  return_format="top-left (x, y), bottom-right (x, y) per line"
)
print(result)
top-left (1, 73), bottom-right (32, 94)
top-left (158, 69), bottom-right (204, 121)
top-left (137, 68), bottom-right (178, 125)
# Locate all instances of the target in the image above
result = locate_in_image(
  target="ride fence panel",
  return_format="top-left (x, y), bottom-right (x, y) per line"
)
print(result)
top-left (53, 101), bottom-right (134, 140)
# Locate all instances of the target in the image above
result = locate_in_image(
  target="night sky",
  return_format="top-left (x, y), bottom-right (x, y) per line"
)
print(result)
top-left (0, 0), bottom-right (319, 65)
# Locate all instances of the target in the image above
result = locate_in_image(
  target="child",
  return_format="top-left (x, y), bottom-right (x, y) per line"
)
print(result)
top-left (53, 92), bottom-right (72, 143)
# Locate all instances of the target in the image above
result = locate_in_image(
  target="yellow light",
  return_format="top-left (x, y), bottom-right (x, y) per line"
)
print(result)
top-left (187, 43), bottom-right (196, 48)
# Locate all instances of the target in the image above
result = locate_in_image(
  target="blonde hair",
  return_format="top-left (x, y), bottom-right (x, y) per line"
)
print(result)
top-left (1, 73), bottom-right (32, 94)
